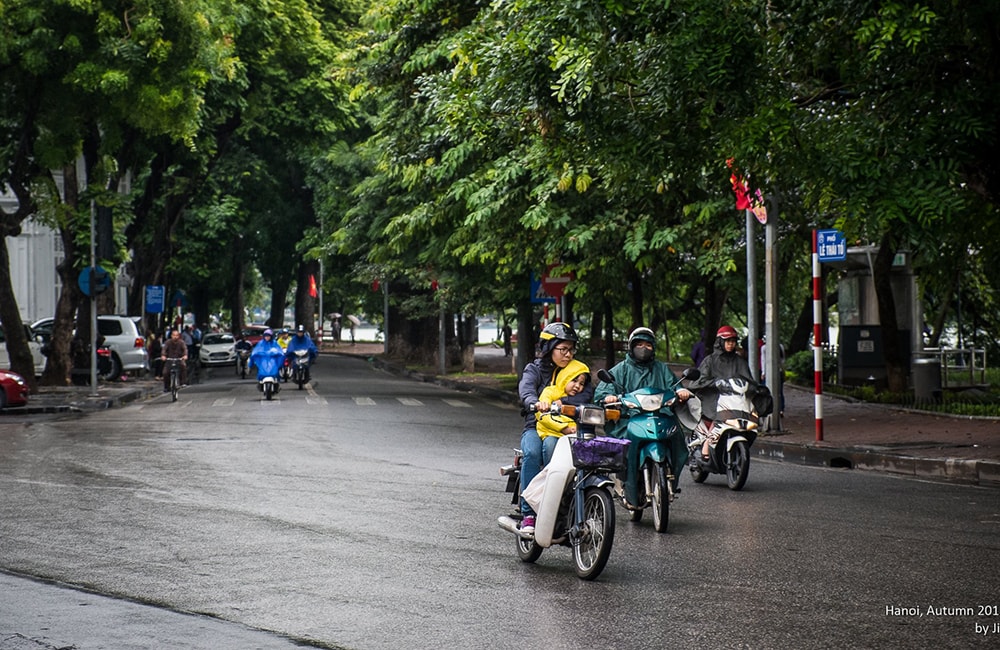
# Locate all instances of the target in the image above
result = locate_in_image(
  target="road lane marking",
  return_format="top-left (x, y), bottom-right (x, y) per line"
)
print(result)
top-left (397, 398), bottom-right (423, 406)
top-left (306, 396), bottom-right (328, 405)
top-left (443, 399), bottom-right (471, 408)
top-left (213, 398), bottom-right (236, 407)
top-left (353, 397), bottom-right (376, 405)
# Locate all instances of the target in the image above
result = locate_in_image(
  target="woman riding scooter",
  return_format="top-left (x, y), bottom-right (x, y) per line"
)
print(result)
top-left (250, 329), bottom-right (285, 390)
top-left (516, 322), bottom-right (595, 534)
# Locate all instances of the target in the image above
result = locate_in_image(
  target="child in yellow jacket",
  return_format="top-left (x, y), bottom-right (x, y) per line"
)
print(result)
top-left (536, 359), bottom-right (592, 463)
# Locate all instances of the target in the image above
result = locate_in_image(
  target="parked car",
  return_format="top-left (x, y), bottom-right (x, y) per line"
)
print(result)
top-left (0, 369), bottom-right (29, 408)
top-left (241, 324), bottom-right (269, 345)
top-left (98, 316), bottom-right (148, 378)
top-left (199, 332), bottom-right (236, 367)
top-left (0, 323), bottom-right (46, 376)
top-left (31, 315), bottom-right (148, 379)
top-left (30, 317), bottom-right (54, 346)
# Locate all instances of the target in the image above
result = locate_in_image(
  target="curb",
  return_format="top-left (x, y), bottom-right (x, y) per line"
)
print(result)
top-left (755, 439), bottom-right (1000, 488)
top-left (15, 383), bottom-right (162, 416)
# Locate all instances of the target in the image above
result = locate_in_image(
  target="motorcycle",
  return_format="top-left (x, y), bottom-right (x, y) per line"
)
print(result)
top-left (596, 367), bottom-right (699, 533)
top-left (278, 357), bottom-right (292, 383)
top-left (681, 377), bottom-right (771, 491)
top-left (291, 349), bottom-right (310, 389)
top-left (498, 402), bottom-right (627, 580)
top-left (236, 348), bottom-right (251, 379)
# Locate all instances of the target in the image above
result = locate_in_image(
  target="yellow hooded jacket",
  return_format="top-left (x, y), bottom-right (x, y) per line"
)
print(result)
top-left (536, 359), bottom-right (592, 439)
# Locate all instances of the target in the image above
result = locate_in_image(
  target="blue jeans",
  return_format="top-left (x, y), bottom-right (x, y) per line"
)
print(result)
top-left (520, 429), bottom-right (563, 516)
top-left (519, 427), bottom-right (542, 516)
top-left (541, 436), bottom-right (559, 466)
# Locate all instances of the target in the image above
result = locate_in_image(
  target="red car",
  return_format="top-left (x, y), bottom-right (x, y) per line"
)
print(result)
top-left (240, 324), bottom-right (270, 345)
top-left (0, 369), bottom-right (28, 409)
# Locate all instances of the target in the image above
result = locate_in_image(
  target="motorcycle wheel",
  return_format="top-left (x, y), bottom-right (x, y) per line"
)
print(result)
top-left (171, 373), bottom-right (178, 403)
top-left (573, 487), bottom-right (615, 581)
top-left (726, 440), bottom-right (750, 491)
top-left (649, 461), bottom-right (669, 533)
top-left (689, 462), bottom-right (709, 483)
top-left (516, 534), bottom-right (543, 563)
top-left (264, 382), bottom-right (274, 401)
top-left (100, 354), bottom-right (121, 382)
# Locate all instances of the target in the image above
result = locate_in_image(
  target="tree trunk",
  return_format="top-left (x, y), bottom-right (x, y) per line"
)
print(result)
top-left (459, 313), bottom-right (476, 373)
top-left (873, 232), bottom-right (908, 393)
top-left (627, 265), bottom-right (643, 330)
top-left (0, 237), bottom-right (37, 391)
top-left (39, 165), bottom-right (84, 386)
top-left (603, 298), bottom-right (615, 370)
top-left (294, 259), bottom-right (319, 334)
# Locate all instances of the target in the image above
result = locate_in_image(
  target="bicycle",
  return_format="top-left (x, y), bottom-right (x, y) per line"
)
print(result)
top-left (164, 357), bottom-right (185, 402)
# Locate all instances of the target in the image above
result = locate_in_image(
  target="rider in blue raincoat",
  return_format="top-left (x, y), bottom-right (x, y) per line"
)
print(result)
top-left (284, 325), bottom-right (319, 381)
top-left (250, 329), bottom-right (285, 382)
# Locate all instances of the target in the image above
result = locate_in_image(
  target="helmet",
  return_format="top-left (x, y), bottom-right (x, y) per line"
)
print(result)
top-left (263, 328), bottom-right (274, 337)
top-left (628, 327), bottom-right (656, 362)
top-left (716, 325), bottom-right (738, 340)
top-left (537, 322), bottom-right (578, 357)
top-left (296, 325), bottom-right (306, 334)
top-left (281, 328), bottom-right (289, 335)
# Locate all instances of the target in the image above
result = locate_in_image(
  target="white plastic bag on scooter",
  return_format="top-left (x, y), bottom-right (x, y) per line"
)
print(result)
top-left (521, 436), bottom-right (575, 547)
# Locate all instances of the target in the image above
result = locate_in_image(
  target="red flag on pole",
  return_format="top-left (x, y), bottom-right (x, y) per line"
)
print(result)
top-left (309, 274), bottom-right (318, 298)
top-left (727, 158), bottom-right (751, 210)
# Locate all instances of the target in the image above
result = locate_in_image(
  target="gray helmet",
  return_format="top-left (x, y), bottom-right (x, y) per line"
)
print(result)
top-left (628, 327), bottom-right (656, 362)
top-left (537, 322), bottom-right (578, 357)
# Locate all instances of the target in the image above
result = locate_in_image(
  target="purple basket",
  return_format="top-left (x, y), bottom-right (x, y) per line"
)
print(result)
top-left (570, 437), bottom-right (630, 470)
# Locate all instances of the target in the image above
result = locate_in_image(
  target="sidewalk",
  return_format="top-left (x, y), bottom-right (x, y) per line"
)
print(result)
top-left (8, 344), bottom-right (999, 487)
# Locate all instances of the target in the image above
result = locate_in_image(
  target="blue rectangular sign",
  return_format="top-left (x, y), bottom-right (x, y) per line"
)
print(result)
top-left (529, 272), bottom-right (556, 304)
top-left (817, 229), bottom-right (847, 262)
top-left (145, 285), bottom-right (165, 314)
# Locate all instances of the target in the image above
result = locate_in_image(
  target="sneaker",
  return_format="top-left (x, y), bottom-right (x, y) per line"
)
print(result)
top-left (520, 515), bottom-right (535, 533)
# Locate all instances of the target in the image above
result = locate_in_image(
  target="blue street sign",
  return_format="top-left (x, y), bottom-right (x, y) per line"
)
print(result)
top-left (145, 285), bottom-right (165, 314)
top-left (817, 229), bottom-right (847, 262)
top-left (529, 272), bottom-right (556, 304)
top-left (77, 266), bottom-right (111, 296)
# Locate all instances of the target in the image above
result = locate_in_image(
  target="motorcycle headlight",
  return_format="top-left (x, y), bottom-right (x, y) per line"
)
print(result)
top-left (632, 393), bottom-right (665, 411)
top-left (577, 405), bottom-right (607, 426)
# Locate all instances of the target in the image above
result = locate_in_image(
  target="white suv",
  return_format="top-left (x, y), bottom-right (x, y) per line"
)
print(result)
top-left (97, 315), bottom-right (149, 378)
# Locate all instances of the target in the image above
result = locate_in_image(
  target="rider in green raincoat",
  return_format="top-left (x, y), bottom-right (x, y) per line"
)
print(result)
top-left (594, 327), bottom-right (692, 503)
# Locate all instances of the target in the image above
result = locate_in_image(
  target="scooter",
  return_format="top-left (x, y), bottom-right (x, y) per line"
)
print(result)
top-left (278, 357), bottom-right (292, 383)
top-left (291, 349), bottom-right (310, 389)
top-left (498, 402), bottom-right (627, 580)
top-left (253, 353), bottom-right (283, 401)
top-left (596, 367), bottom-right (699, 533)
top-left (681, 377), bottom-right (771, 491)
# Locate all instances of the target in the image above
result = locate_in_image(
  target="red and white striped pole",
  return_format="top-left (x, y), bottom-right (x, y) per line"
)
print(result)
top-left (811, 229), bottom-right (824, 441)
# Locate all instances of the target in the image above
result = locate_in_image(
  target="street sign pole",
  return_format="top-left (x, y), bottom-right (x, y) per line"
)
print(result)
top-left (765, 197), bottom-right (780, 431)
top-left (89, 201), bottom-right (98, 395)
top-left (812, 229), bottom-right (825, 441)
top-left (746, 208), bottom-right (758, 380)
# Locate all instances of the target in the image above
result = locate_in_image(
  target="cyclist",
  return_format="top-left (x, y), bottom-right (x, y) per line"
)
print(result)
top-left (160, 329), bottom-right (188, 392)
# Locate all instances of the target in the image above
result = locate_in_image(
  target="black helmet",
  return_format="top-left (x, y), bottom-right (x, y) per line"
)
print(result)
top-left (628, 327), bottom-right (656, 362)
top-left (537, 322), bottom-right (578, 357)
top-left (296, 324), bottom-right (306, 335)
